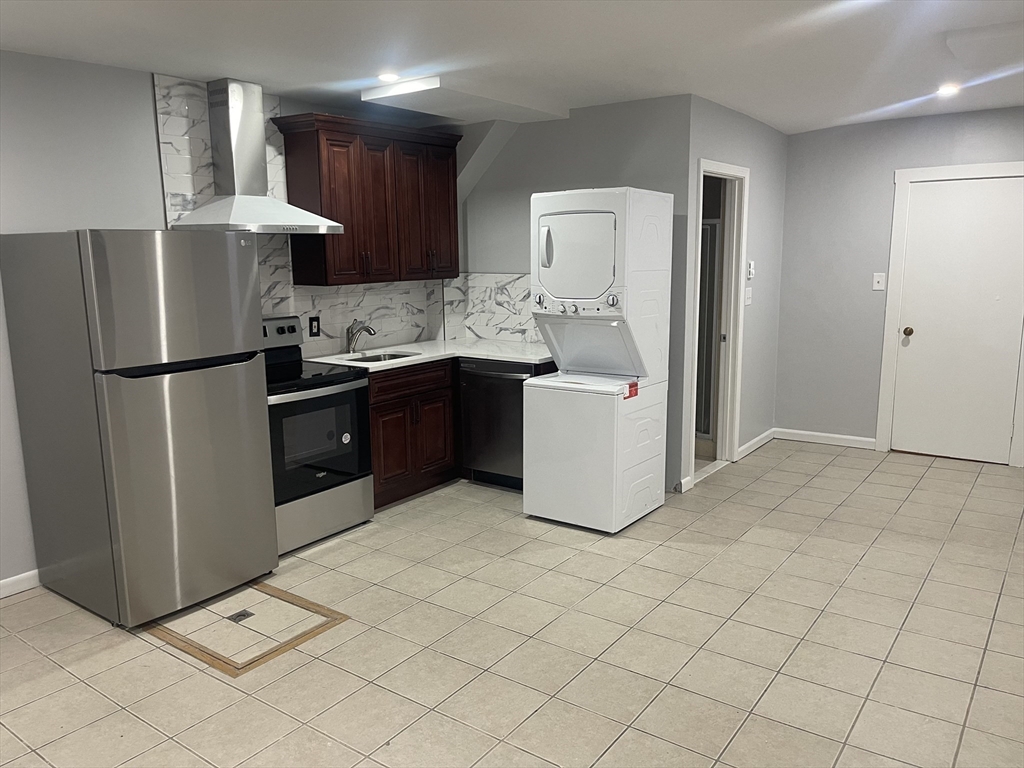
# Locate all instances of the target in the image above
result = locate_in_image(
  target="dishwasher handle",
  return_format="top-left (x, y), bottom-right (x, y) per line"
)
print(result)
top-left (461, 370), bottom-right (532, 381)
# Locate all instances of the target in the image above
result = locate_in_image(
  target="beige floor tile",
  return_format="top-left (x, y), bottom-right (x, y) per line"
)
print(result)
top-left (422, 544), bottom-right (498, 576)
top-left (285, 569), bottom-right (373, 605)
top-left (208, 649), bottom-right (311, 694)
top-left (490, 639), bottom-right (590, 695)
top-left (437, 672), bottom-right (547, 737)
top-left (968, 687), bottom-right (1024, 742)
top-left (757, 572), bottom-right (838, 609)
top-left (870, 663), bottom-right (971, 724)
top-left (508, 699), bottom-right (624, 768)
top-left (16, 610), bottom-right (110, 656)
top-left (599, 628), bottom-right (697, 683)
top-left (826, 587), bottom-right (912, 628)
top-left (120, 739), bottom-right (212, 767)
top-left (723, 715), bottom-right (842, 768)
top-left (956, 728), bottom-right (1024, 768)
top-left (887, 631), bottom-right (983, 682)
top-left (506, 540), bottom-right (578, 570)
top-left (805, 612), bottom-right (897, 659)
top-left (420, 518), bottom-right (488, 545)
top-left (128, 671), bottom-right (243, 735)
top-left (536, 610), bottom-right (627, 657)
top-left (342, 522), bottom-right (414, 549)
top-left (463, 529), bottom-right (532, 557)
top-left (261, 558), bottom-right (329, 590)
top-left (310, 684), bottom-right (426, 754)
top-left (636, 603), bottom-right (725, 646)
top-left (777, 552), bottom-right (854, 585)
top-left (381, 532), bottom-right (455, 562)
top-left (844, 566), bottom-right (922, 602)
top-left (48, 629), bottom-right (152, 679)
top-left (332, 586), bottom-right (417, 625)
top-left (618, 519), bottom-right (682, 545)
top-left (607, 565), bottom-right (687, 601)
top-left (0, 593), bottom-right (77, 633)
top-left (704, 620), bottom-right (798, 670)
top-left (37, 711), bottom-right (164, 768)
top-left (781, 641), bottom-right (881, 696)
top-left (849, 701), bottom-right (961, 768)
top-left (240, 726), bottom-right (361, 768)
top-left (692, 560), bottom-right (771, 592)
top-left (86, 649), bottom-right (195, 705)
top-left (236, 598), bottom-right (314, 637)
top-left (555, 551), bottom-right (630, 583)
top-left (594, 728), bottom-right (712, 768)
top-left (256, 659), bottom-right (364, 721)
top-left (835, 745), bottom-right (912, 767)
top-left (539, 525), bottom-right (605, 549)
top-left (0, 637), bottom-right (41, 674)
top-left (475, 742), bottom-right (556, 768)
top-left (377, 649), bottom-right (479, 707)
top-left (754, 674), bottom-right (862, 740)
top-left (372, 711), bottom-right (496, 768)
top-left (430, 619), bottom-right (527, 668)
top-left (739, 525), bottom-right (808, 550)
top-left (587, 537), bottom-right (658, 563)
top-left (903, 603), bottom-right (991, 647)
top-left (477, 593), bottom-right (565, 635)
top-left (518, 571), bottom-right (599, 607)
top-left (575, 585), bottom-right (660, 626)
top-left (177, 697), bottom-right (298, 767)
top-left (980, 650), bottom-right (1024, 696)
top-left (997, 595), bottom-right (1024, 625)
top-left (665, 579), bottom-right (749, 617)
top-left (988, 620), bottom-right (1024, 658)
top-left (2, 682), bottom-right (118, 749)
top-left (321, 627), bottom-right (421, 680)
top-left (296, 537), bottom-right (373, 568)
top-left (633, 685), bottom-right (744, 757)
top-left (636, 546), bottom-right (711, 577)
top-left (0, 725), bottom-right (29, 764)
top-left (732, 594), bottom-right (820, 637)
top-left (557, 661), bottom-right (663, 723)
top-left (2, 751), bottom-right (50, 767)
top-left (160, 606), bottom-right (221, 635)
top-left (297, 619), bottom-right (369, 657)
top-left (495, 515), bottom-right (555, 539)
top-left (186, 618), bottom-right (267, 657)
top-left (917, 580), bottom-right (999, 618)
top-left (378, 601), bottom-right (468, 645)
top-left (873, 530), bottom-right (943, 559)
top-left (671, 649), bottom-right (774, 710)
top-left (470, 559), bottom-right (546, 591)
top-left (426, 578), bottom-right (511, 616)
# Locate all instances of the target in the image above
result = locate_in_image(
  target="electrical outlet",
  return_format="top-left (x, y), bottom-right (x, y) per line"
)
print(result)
top-left (747, 261), bottom-right (755, 280)
top-left (745, 287), bottom-right (753, 306)
top-left (309, 316), bottom-right (321, 337)
top-left (872, 273), bottom-right (886, 291)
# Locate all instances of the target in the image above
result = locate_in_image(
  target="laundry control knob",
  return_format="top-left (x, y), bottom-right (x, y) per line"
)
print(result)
top-left (569, 304), bottom-right (579, 314)
top-left (607, 294), bottom-right (619, 307)
top-left (559, 304), bottom-right (567, 314)
top-left (535, 293), bottom-right (545, 306)
top-left (287, 325), bottom-right (297, 333)
top-left (276, 326), bottom-right (287, 335)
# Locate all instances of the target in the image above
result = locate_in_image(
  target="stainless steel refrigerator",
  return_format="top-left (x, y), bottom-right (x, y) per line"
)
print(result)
top-left (1, 230), bottom-right (278, 627)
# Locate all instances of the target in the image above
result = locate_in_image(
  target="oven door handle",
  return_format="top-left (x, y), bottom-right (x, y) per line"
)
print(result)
top-left (267, 379), bottom-right (367, 405)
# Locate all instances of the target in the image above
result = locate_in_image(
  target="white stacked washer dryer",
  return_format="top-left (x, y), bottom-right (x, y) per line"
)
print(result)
top-left (523, 187), bottom-right (673, 533)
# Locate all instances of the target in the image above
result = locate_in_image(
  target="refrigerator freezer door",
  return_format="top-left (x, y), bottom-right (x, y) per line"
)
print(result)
top-left (95, 354), bottom-right (278, 626)
top-left (81, 230), bottom-right (262, 371)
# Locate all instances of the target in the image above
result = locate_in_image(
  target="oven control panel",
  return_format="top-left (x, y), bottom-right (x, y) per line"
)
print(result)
top-left (262, 315), bottom-right (303, 348)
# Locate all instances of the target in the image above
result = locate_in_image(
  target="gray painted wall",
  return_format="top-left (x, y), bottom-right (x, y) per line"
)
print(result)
top-left (776, 107), bottom-right (1024, 438)
top-left (687, 96), bottom-right (788, 454)
top-left (0, 51), bottom-right (166, 583)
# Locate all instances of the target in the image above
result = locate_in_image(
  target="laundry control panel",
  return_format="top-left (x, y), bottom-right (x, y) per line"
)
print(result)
top-left (532, 291), bottom-right (624, 317)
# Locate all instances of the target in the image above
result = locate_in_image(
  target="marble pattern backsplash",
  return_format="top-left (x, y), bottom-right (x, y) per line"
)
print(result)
top-left (443, 273), bottom-right (541, 344)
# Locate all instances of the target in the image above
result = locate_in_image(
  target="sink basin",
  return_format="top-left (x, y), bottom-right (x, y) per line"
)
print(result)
top-left (350, 352), bottom-right (420, 362)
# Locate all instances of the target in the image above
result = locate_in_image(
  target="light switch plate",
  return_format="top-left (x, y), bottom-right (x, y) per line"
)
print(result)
top-left (744, 287), bottom-right (753, 306)
top-left (872, 273), bottom-right (886, 291)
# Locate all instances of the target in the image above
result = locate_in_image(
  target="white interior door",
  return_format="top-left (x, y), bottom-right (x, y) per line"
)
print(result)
top-left (890, 175), bottom-right (1024, 463)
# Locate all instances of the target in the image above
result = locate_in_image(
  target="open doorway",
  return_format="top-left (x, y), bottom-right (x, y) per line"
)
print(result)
top-left (685, 160), bottom-right (749, 486)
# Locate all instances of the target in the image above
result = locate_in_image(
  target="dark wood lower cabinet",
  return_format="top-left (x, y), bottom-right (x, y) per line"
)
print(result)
top-left (369, 362), bottom-right (457, 508)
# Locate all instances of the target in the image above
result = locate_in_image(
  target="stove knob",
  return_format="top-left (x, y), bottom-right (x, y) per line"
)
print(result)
top-left (276, 326), bottom-right (287, 335)
top-left (559, 304), bottom-right (567, 314)
top-left (569, 304), bottom-right (579, 314)
top-left (607, 294), bottom-right (619, 307)
top-left (535, 293), bottom-right (545, 307)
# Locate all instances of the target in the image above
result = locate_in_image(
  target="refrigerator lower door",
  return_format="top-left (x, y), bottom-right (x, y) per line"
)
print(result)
top-left (96, 354), bottom-right (278, 626)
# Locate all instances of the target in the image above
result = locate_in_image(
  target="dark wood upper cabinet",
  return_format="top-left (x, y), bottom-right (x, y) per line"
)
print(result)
top-left (273, 114), bottom-right (461, 286)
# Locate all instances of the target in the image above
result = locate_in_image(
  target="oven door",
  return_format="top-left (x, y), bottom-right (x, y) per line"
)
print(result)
top-left (267, 380), bottom-right (371, 506)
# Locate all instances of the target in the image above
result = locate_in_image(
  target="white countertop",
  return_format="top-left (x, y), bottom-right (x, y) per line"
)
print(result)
top-left (312, 337), bottom-right (554, 372)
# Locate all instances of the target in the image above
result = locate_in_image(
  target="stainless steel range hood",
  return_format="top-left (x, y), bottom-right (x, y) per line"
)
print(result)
top-left (172, 79), bottom-right (343, 234)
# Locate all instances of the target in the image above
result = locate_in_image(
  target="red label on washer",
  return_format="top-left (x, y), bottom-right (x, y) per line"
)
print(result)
top-left (625, 382), bottom-right (638, 399)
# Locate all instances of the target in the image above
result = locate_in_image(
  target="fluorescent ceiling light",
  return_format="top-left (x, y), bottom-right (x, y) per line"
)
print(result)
top-left (363, 76), bottom-right (441, 102)
top-left (378, 73), bottom-right (400, 83)
top-left (937, 83), bottom-right (960, 97)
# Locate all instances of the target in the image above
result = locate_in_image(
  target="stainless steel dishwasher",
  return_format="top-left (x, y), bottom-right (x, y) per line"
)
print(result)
top-left (460, 358), bottom-right (556, 488)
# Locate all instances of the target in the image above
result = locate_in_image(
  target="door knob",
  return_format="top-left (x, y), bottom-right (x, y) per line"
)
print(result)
top-left (903, 327), bottom-right (914, 337)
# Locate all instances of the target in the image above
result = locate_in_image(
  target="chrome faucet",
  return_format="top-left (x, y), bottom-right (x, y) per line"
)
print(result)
top-left (346, 319), bottom-right (377, 353)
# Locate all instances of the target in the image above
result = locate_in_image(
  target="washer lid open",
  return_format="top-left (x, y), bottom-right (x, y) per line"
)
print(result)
top-left (537, 316), bottom-right (648, 378)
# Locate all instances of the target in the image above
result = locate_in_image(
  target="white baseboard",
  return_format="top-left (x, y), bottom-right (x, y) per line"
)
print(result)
top-left (736, 428), bottom-right (775, 459)
top-left (677, 476), bottom-right (694, 493)
top-left (772, 429), bottom-right (877, 451)
top-left (0, 569), bottom-right (40, 599)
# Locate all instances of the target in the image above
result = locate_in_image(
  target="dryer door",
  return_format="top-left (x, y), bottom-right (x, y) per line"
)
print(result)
top-left (537, 212), bottom-right (616, 299)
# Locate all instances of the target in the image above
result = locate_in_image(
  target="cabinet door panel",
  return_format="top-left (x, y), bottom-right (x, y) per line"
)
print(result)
top-left (358, 136), bottom-right (399, 281)
top-left (426, 145), bottom-right (459, 278)
top-left (370, 400), bottom-right (415, 495)
top-left (323, 134), bottom-right (363, 283)
top-left (416, 390), bottom-right (455, 475)
top-left (395, 142), bottom-right (430, 280)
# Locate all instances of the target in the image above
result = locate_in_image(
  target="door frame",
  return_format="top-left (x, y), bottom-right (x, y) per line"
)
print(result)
top-left (875, 161), bottom-right (1024, 457)
top-left (683, 160), bottom-right (749, 488)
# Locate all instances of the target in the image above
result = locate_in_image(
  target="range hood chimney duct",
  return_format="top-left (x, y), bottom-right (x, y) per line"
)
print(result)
top-left (171, 79), bottom-right (343, 234)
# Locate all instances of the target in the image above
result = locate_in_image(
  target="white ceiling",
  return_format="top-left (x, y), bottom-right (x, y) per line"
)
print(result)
top-left (0, 0), bottom-right (1021, 133)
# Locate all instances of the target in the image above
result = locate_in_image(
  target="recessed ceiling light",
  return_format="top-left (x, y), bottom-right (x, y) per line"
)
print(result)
top-left (378, 73), bottom-right (400, 83)
top-left (937, 83), bottom-right (960, 97)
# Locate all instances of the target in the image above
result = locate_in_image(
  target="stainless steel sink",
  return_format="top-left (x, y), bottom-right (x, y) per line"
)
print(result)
top-left (351, 352), bottom-right (420, 362)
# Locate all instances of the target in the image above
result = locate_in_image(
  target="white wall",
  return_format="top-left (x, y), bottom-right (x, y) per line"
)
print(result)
top-left (684, 97), bottom-right (788, 477)
top-left (0, 50), bottom-right (166, 586)
top-left (776, 107), bottom-right (1024, 439)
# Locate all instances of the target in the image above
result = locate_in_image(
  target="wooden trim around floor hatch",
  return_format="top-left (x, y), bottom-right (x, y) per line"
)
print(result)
top-left (145, 581), bottom-right (348, 678)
